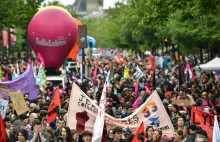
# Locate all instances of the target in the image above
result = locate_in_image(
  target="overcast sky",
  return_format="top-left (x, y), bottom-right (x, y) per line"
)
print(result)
top-left (43, 0), bottom-right (76, 6)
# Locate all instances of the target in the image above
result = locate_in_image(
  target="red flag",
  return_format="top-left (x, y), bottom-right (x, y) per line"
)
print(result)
top-left (132, 121), bottom-right (146, 142)
top-left (0, 115), bottom-right (7, 141)
top-left (47, 89), bottom-right (60, 124)
top-left (3, 72), bottom-right (8, 82)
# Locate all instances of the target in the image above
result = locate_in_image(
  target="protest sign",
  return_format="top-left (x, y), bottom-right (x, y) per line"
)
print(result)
top-left (0, 99), bottom-right (8, 119)
top-left (67, 83), bottom-right (174, 137)
top-left (0, 65), bottom-right (38, 100)
top-left (191, 107), bottom-right (220, 142)
top-left (10, 90), bottom-right (29, 115)
top-left (0, 115), bottom-right (6, 141)
top-left (172, 100), bottom-right (195, 105)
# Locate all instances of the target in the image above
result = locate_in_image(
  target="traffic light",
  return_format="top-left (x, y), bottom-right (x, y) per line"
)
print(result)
top-left (89, 39), bottom-right (92, 47)
top-left (164, 38), bottom-right (168, 47)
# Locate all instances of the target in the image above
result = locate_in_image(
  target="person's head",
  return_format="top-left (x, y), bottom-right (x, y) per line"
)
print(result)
top-left (29, 113), bottom-right (38, 123)
top-left (82, 131), bottom-right (93, 142)
top-left (4, 116), bottom-right (11, 128)
top-left (24, 93), bottom-right (29, 100)
top-left (57, 118), bottom-right (66, 129)
top-left (45, 127), bottom-right (55, 139)
top-left (108, 129), bottom-right (114, 139)
top-left (113, 127), bottom-right (123, 140)
top-left (214, 106), bottom-right (220, 116)
top-left (208, 91), bottom-right (213, 99)
top-left (173, 130), bottom-right (183, 141)
top-left (54, 136), bottom-right (66, 142)
top-left (146, 126), bottom-right (154, 139)
top-left (126, 104), bottom-right (134, 115)
top-left (61, 126), bottom-right (73, 141)
top-left (71, 129), bottom-right (78, 141)
top-left (187, 124), bottom-right (197, 134)
top-left (32, 119), bottom-right (42, 131)
top-left (17, 129), bottom-right (28, 142)
top-left (177, 117), bottom-right (185, 127)
top-left (172, 104), bottom-right (178, 113)
top-left (195, 135), bottom-right (208, 142)
top-left (152, 129), bottom-right (162, 142)
top-left (202, 92), bottom-right (208, 99)
top-left (107, 87), bottom-right (112, 94)
top-left (123, 127), bottom-right (132, 138)
top-left (196, 129), bottom-right (208, 138)
top-left (59, 109), bottom-right (67, 119)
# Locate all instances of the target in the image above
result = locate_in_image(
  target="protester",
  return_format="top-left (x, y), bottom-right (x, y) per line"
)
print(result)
top-left (145, 126), bottom-right (154, 142)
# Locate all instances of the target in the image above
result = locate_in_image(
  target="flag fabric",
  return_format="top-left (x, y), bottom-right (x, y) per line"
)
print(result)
top-left (212, 115), bottom-right (220, 142)
top-left (92, 83), bottom-right (107, 142)
top-left (137, 53), bottom-right (141, 61)
top-left (106, 70), bottom-right (111, 87)
top-left (133, 97), bottom-right (140, 109)
top-left (184, 64), bottom-right (196, 81)
top-left (92, 66), bottom-right (98, 83)
top-left (132, 121), bottom-right (146, 142)
top-left (67, 83), bottom-right (174, 137)
top-left (0, 65), bottom-right (38, 100)
top-left (47, 89), bottom-right (60, 124)
top-left (16, 63), bottom-right (20, 75)
top-left (134, 80), bottom-right (139, 100)
top-left (12, 69), bottom-right (19, 80)
top-left (124, 66), bottom-right (130, 79)
top-left (37, 63), bottom-right (46, 89)
top-left (133, 66), bottom-right (144, 79)
top-left (145, 86), bottom-right (152, 94)
top-left (37, 52), bottom-right (45, 67)
top-left (3, 72), bottom-right (8, 82)
top-left (217, 71), bottom-right (220, 81)
top-left (0, 115), bottom-right (6, 141)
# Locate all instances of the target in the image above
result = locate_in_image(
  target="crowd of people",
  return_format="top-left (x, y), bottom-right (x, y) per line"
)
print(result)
top-left (0, 52), bottom-right (220, 142)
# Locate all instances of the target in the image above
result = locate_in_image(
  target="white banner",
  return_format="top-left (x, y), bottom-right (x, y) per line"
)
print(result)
top-left (0, 99), bottom-right (9, 119)
top-left (67, 83), bottom-right (174, 137)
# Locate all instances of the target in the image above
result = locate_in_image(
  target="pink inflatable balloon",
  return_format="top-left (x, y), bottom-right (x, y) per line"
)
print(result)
top-left (28, 6), bottom-right (77, 68)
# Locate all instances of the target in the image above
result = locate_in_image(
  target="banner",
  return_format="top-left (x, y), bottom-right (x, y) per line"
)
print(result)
top-left (0, 65), bottom-right (38, 100)
top-left (0, 99), bottom-right (8, 119)
top-left (2, 30), bottom-right (8, 47)
top-left (190, 107), bottom-right (220, 142)
top-left (0, 115), bottom-right (6, 141)
top-left (10, 90), bottom-right (29, 115)
top-left (67, 83), bottom-right (174, 137)
top-left (10, 33), bottom-right (16, 46)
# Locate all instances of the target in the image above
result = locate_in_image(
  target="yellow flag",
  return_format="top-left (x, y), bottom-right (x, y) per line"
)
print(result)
top-left (124, 66), bottom-right (130, 79)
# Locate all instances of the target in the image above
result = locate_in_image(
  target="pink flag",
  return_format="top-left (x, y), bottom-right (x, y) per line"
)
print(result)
top-left (3, 72), bottom-right (8, 82)
top-left (184, 64), bottom-right (196, 81)
top-left (145, 86), bottom-right (152, 94)
top-left (133, 97), bottom-right (140, 109)
top-left (37, 52), bottom-right (45, 67)
top-left (92, 66), bottom-right (98, 83)
top-left (134, 80), bottom-right (139, 100)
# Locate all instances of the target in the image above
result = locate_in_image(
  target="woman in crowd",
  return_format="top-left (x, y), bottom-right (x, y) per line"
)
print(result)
top-left (71, 129), bottom-right (79, 142)
top-left (152, 129), bottom-right (162, 142)
top-left (175, 117), bottom-right (186, 131)
top-left (107, 129), bottom-right (114, 141)
top-left (61, 126), bottom-right (74, 142)
top-left (45, 127), bottom-right (55, 142)
top-left (16, 129), bottom-right (29, 142)
top-left (196, 92), bottom-right (214, 113)
top-left (173, 130), bottom-right (184, 142)
top-left (145, 126), bottom-right (154, 142)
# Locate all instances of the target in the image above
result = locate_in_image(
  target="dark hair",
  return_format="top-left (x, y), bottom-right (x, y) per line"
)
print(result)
top-left (71, 129), bottom-right (78, 136)
top-left (174, 130), bottom-right (183, 139)
top-left (62, 126), bottom-right (73, 142)
top-left (187, 124), bottom-right (197, 131)
top-left (17, 129), bottom-right (28, 140)
top-left (54, 136), bottom-right (66, 142)
top-left (145, 126), bottom-right (154, 139)
top-left (113, 127), bottom-right (123, 134)
top-left (127, 134), bottom-right (134, 142)
top-left (81, 130), bottom-right (93, 137)
top-left (196, 130), bottom-right (208, 138)
top-left (31, 119), bottom-right (41, 131)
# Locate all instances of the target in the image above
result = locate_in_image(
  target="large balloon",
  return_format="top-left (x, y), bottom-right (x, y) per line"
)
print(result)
top-left (28, 6), bottom-right (77, 68)
top-left (67, 18), bottom-right (82, 60)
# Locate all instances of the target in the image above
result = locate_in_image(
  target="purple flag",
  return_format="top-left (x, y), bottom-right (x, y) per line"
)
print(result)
top-left (0, 65), bottom-right (38, 100)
